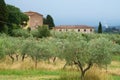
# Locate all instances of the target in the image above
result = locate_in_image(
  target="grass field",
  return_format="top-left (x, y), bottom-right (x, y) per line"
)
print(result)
top-left (0, 69), bottom-right (119, 80)
top-left (0, 69), bottom-right (61, 80)
top-left (112, 75), bottom-right (120, 80)
top-left (0, 69), bottom-right (80, 80)
top-left (0, 55), bottom-right (119, 80)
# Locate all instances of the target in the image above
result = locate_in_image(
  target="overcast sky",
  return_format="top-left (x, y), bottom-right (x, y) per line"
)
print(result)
top-left (5, 0), bottom-right (120, 26)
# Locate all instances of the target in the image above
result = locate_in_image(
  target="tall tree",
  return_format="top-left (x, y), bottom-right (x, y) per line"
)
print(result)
top-left (7, 4), bottom-right (28, 25)
top-left (43, 18), bottom-right (47, 24)
top-left (44, 15), bottom-right (55, 29)
top-left (98, 22), bottom-right (102, 33)
top-left (0, 0), bottom-right (8, 32)
top-left (7, 4), bottom-right (29, 35)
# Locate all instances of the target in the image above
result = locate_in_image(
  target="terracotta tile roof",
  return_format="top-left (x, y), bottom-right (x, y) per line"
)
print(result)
top-left (24, 11), bottom-right (43, 16)
top-left (54, 25), bottom-right (94, 29)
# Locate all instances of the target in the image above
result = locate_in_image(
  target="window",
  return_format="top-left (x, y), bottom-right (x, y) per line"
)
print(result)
top-left (59, 29), bottom-right (62, 31)
top-left (78, 29), bottom-right (80, 32)
top-left (84, 29), bottom-right (86, 32)
top-left (90, 29), bottom-right (92, 32)
top-left (66, 29), bottom-right (68, 31)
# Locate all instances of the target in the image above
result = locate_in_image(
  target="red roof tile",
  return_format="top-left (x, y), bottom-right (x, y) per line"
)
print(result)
top-left (24, 11), bottom-right (43, 16)
top-left (54, 25), bottom-right (94, 29)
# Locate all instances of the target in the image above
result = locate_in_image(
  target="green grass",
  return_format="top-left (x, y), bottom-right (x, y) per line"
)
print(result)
top-left (0, 66), bottom-right (119, 80)
top-left (112, 75), bottom-right (120, 80)
top-left (0, 69), bottom-right (119, 80)
top-left (55, 70), bottom-right (80, 80)
top-left (0, 69), bottom-right (80, 80)
top-left (0, 69), bottom-right (62, 76)
top-left (110, 65), bottom-right (120, 68)
top-left (112, 55), bottom-right (120, 61)
top-left (0, 69), bottom-right (63, 80)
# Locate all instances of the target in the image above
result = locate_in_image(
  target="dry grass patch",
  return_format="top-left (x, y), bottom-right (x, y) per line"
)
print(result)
top-left (0, 57), bottom-right (66, 70)
top-left (107, 61), bottom-right (120, 76)
top-left (85, 66), bottom-right (111, 80)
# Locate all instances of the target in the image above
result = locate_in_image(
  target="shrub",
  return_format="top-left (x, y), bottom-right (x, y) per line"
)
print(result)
top-left (11, 29), bottom-right (30, 38)
top-left (8, 23), bottom-right (21, 35)
top-left (3, 25), bottom-right (8, 34)
top-left (30, 29), bottom-right (39, 37)
top-left (37, 25), bottom-right (50, 38)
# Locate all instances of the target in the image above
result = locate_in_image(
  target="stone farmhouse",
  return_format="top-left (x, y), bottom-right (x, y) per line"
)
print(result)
top-left (24, 11), bottom-right (43, 29)
top-left (23, 11), bottom-right (94, 33)
top-left (53, 25), bottom-right (94, 33)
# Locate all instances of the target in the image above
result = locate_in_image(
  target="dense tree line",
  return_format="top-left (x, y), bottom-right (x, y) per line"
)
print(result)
top-left (11, 25), bottom-right (50, 38)
top-left (0, 0), bottom-right (29, 34)
top-left (7, 4), bottom-right (28, 25)
top-left (0, 0), bottom-right (8, 32)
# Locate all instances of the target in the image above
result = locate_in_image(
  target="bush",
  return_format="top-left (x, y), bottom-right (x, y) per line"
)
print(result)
top-left (11, 29), bottom-right (30, 38)
top-left (37, 25), bottom-right (50, 38)
top-left (8, 24), bottom-right (21, 35)
top-left (30, 29), bottom-right (39, 37)
top-left (3, 25), bottom-right (8, 34)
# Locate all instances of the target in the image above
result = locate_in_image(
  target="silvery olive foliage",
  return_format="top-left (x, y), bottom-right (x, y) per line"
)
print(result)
top-left (0, 32), bottom-right (119, 79)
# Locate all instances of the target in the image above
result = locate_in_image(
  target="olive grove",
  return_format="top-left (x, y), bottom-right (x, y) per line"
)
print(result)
top-left (0, 32), bottom-right (119, 80)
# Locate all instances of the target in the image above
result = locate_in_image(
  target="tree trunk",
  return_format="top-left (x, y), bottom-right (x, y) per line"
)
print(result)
top-left (81, 71), bottom-right (85, 80)
top-left (16, 54), bottom-right (19, 61)
top-left (9, 54), bottom-right (14, 63)
top-left (22, 54), bottom-right (25, 61)
top-left (63, 62), bottom-right (67, 69)
top-left (22, 54), bottom-right (28, 61)
top-left (35, 57), bottom-right (38, 69)
top-left (81, 76), bottom-right (84, 80)
top-left (53, 57), bottom-right (56, 63)
top-left (77, 61), bottom-right (92, 80)
top-left (35, 60), bottom-right (37, 69)
top-left (106, 65), bottom-right (108, 73)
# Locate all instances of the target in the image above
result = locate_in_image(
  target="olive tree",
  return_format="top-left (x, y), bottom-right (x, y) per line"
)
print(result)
top-left (2, 37), bottom-right (22, 63)
top-left (22, 39), bottom-right (51, 68)
top-left (47, 38), bottom-right (66, 62)
top-left (0, 38), bottom-right (6, 59)
top-left (62, 37), bottom-right (115, 80)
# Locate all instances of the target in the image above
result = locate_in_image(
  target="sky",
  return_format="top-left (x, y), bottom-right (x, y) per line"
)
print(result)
top-left (5, 0), bottom-right (120, 27)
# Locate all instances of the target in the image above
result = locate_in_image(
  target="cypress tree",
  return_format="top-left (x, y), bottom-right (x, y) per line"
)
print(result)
top-left (0, 0), bottom-right (8, 32)
top-left (46, 15), bottom-right (55, 29)
top-left (98, 22), bottom-right (102, 33)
